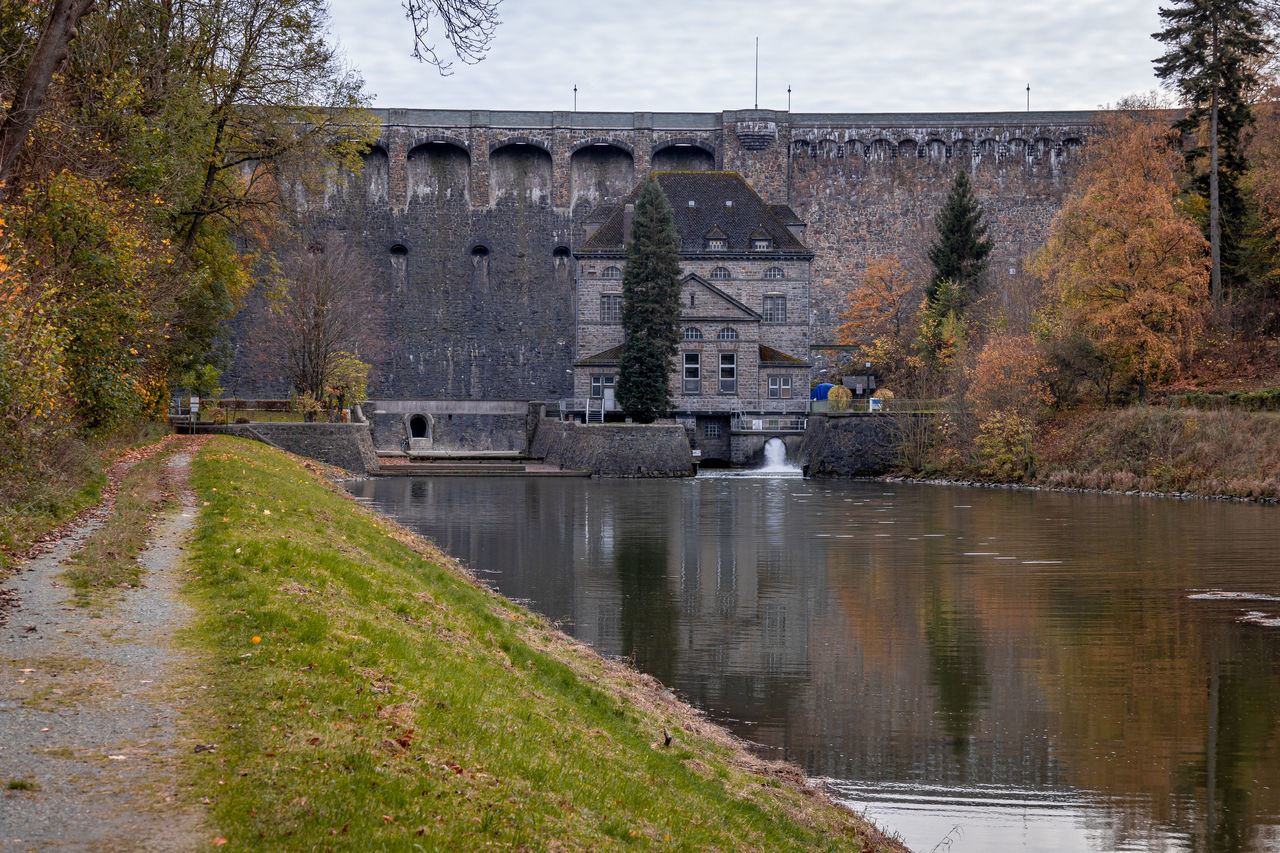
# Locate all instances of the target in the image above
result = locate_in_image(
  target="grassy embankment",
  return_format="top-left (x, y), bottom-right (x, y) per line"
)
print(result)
top-left (1035, 405), bottom-right (1280, 499)
top-left (183, 436), bottom-right (903, 852)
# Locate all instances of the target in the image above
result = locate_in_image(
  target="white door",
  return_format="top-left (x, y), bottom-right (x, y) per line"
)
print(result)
top-left (603, 386), bottom-right (616, 411)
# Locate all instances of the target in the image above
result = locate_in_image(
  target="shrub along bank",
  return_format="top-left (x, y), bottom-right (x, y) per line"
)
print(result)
top-left (183, 436), bottom-right (904, 852)
top-left (1034, 405), bottom-right (1280, 499)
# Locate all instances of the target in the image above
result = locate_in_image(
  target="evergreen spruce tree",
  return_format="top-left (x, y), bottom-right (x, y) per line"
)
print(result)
top-left (617, 177), bottom-right (683, 423)
top-left (927, 170), bottom-right (993, 310)
top-left (1153, 0), bottom-right (1271, 313)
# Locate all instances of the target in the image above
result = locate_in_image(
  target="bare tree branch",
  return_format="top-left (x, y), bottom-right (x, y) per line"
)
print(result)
top-left (402, 0), bottom-right (501, 74)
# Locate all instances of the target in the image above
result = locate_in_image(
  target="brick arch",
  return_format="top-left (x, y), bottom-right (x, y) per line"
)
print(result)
top-left (489, 136), bottom-right (551, 155)
top-left (408, 135), bottom-right (471, 157)
top-left (406, 140), bottom-right (469, 204)
top-left (570, 137), bottom-right (634, 156)
top-left (952, 137), bottom-right (974, 158)
top-left (652, 137), bottom-right (715, 157)
top-left (897, 137), bottom-right (919, 158)
top-left (1007, 137), bottom-right (1030, 157)
top-left (923, 137), bottom-right (948, 159)
top-left (867, 138), bottom-right (894, 160)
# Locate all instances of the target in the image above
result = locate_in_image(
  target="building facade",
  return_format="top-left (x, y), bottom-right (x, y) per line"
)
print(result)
top-left (571, 172), bottom-right (813, 454)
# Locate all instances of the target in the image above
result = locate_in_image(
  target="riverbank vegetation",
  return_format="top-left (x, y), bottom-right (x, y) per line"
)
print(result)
top-left (832, 3), bottom-right (1280, 496)
top-left (0, 0), bottom-right (380, 563)
top-left (182, 436), bottom-right (905, 851)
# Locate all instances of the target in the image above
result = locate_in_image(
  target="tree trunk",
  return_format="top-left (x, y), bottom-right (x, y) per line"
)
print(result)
top-left (0, 0), bottom-right (98, 199)
top-left (1208, 46), bottom-right (1222, 320)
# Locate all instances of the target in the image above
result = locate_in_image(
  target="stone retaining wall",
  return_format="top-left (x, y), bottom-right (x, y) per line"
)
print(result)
top-left (531, 419), bottom-right (694, 477)
top-left (204, 423), bottom-right (380, 475)
top-left (799, 414), bottom-right (898, 477)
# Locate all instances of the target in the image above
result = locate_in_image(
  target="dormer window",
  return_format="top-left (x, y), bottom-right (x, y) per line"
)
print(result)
top-left (601, 266), bottom-right (622, 279)
top-left (710, 266), bottom-right (731, 280)
top-left (751, 237), bottom-right (772, 252)
top-left (706, 238), bottom-right (727, 251)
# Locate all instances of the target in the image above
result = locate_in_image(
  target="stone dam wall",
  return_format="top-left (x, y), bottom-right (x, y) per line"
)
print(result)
top-left (221, 107), bottom-right (1096, 401)
top-left (530, 420), bottom-right (694, 477)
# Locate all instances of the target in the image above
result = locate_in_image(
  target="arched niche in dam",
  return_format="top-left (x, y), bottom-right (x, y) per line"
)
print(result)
top-left (652, 140), bottom-right (715, 172)
top-left (361, 145), bottom-right (389, 204)
top-left (569, 142), bottom-right (634, 211)
top-left (489, 141), bottom-right (553, 207)
top-left (407, 140), bottom-right (470, 204)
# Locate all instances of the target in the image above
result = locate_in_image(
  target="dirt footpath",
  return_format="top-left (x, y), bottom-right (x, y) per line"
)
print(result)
top-left (0, 437), bottom-right (207, 852)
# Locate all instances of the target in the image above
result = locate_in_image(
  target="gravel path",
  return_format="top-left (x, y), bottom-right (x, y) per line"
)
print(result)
top-left (0, 440), bottom-right (206, 851)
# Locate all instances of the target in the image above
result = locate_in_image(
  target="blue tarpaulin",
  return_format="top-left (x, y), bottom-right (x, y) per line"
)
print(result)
top-left (810, 383), bottom-right (835, 401)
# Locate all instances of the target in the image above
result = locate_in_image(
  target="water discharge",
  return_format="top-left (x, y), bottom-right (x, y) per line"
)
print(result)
top-left (760, 437), bottom-right (799, 473)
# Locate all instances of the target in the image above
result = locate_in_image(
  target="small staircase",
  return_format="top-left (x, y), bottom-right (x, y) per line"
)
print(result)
top-left (374, 451), bottom-right (589, 478)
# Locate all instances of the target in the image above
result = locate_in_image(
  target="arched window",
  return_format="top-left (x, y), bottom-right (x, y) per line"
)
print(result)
top-left (601, 266), bottom-right (622, 279)
top-left (716, 327), bottom-right (739, 341)
top-left (764, 266), bottom-right (784, 280)
top-left (683, 326), bottom-right (703, 341)
top-left (710, 266), bottom-right (731, 280)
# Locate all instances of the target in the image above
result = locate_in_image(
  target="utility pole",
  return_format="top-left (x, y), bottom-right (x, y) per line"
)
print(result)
top-left (573, 84), bottom-right (577, 112)
top-left (787, 85), bottom-right (791, 112)
top-left (1026, 84), bottom-right (1030, 111)
top-left (754, 37), bottom-right (759, 109)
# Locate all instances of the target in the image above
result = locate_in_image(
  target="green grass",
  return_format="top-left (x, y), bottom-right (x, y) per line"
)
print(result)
top-left (6, 778), bottom-right (40, 791)
top-left (182, 436), bottom-right (900, 852)
top-left (63, 449), bottom-right (177, 606)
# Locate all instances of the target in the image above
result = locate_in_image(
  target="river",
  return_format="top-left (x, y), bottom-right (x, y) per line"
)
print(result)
top-left (348, 469), bottom-right (1280, 853)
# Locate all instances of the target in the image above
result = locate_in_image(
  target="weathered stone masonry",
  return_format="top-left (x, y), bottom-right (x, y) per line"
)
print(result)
top-left (222, 107), bottom-right (1096, 401)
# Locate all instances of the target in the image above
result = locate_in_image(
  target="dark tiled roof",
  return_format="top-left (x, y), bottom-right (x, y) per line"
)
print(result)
top-left (577, 172), bottom-right (812, 257)
top-left (769, 203), bottom-right (803, 225)
top-left (574, 344), bottom-right (622, 366)
top-left (759, 345), bottom-right (810, 366)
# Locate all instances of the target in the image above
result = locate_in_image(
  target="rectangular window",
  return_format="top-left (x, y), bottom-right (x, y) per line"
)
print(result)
top-left (704, 422), bottom-right (721, 439)
top-left (767, 375), bottom-right (792, 399)
top-left (600, 294), bottom-right (622, 323)
top-left (683, 353), bottom-right (701, 394)
top-left (590, 375), bottom-right (615, 398)
top-left (763, 294), bottom-right (786, 323)
top-left (706, 238), bottom-right (727, 251)
top-left (751, 238), bottom-right (772, 251)
top-left (719, 353), bottom-right (737, 394)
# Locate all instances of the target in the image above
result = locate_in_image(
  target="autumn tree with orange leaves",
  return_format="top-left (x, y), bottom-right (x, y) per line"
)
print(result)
top-left (834, 255), bottom-right (923, 389)
top-left (1034, 114), bottom-right (1210, 402)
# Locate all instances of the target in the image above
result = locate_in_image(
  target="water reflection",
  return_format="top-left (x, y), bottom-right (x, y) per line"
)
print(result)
top-left (349, 476), bottom-right (1280, 853)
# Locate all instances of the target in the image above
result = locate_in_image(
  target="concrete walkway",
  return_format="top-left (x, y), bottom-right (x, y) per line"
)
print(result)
top-left (0, 439), bottom-right (205, 851)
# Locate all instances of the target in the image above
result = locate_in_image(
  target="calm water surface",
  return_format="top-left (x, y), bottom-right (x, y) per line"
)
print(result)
top-left (349, 472), bottom-right (1280, 853)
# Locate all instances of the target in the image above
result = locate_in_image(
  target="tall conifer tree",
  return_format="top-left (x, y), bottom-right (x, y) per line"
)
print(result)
top-left (617, 177), bottom-right (683, 423)
top-left (1153, 0), bottom-right (1271, 313)
top-left (927, 170), bottom-right (993, 309)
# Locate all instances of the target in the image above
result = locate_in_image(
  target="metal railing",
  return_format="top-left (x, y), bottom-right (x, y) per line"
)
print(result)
top-left (731, 416), bottom-right (808, 433)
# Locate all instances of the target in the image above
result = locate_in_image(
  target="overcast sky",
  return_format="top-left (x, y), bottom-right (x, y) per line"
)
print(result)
top-left (326, 0), bottom-right (1169, 114)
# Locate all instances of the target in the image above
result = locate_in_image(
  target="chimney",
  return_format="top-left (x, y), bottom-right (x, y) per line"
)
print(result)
top-left (622, 203), bottom-right (635, 245)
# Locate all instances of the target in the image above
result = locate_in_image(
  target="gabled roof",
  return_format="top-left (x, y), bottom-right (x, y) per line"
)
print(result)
top-left (682, 273), bottom-right (760, 321)
top-left (575, 344), bottom-right (622, 367)
top-left (759, 344), bottom-right (810, 367)
top-left (576, 171), bottom-right (813, 257)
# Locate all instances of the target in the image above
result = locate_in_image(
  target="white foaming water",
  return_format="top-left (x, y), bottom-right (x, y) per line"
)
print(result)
top-left (761, 437), bottom-right (801, 474)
